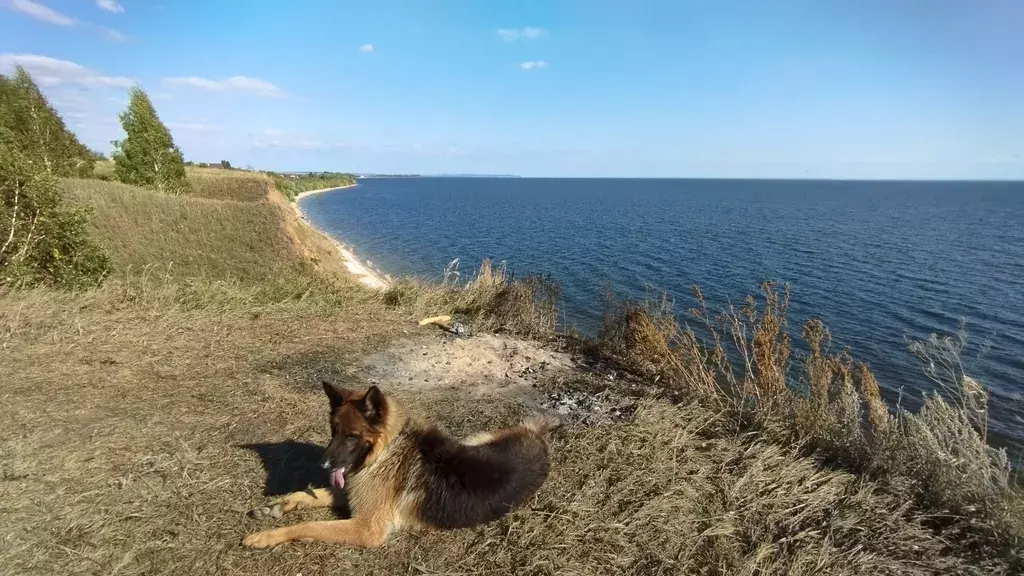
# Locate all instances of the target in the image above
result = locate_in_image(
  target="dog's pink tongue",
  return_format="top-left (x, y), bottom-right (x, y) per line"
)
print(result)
top-left (329, 467), bottom-right (345, 489)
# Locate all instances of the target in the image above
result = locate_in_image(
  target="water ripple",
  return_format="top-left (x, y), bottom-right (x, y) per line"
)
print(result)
top-left (303, 178), bottom-right (1024, 450)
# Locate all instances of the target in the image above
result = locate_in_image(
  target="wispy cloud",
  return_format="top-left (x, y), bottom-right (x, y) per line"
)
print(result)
top-left (0, 53), bottom-right (134, 88)
top-left (167, 122), bottom-right (222, 133)
top-left (162, 76), bottom-right (285, 98)
top-left (251, 132), bottom-right (353, 150)
top-left (8, 0), bottom-right (73, 25)
top-left (5, 0), bottom-right (127, 41)
top-left (253, 138), bottom-right (324, 150)
top-left (497, 27), bottom-right (548, 42)
top-left (252, 131), bottom-right (325, 149)
top-left (100, 27), bottom-right (126, 41)
top-left (95, 0), bottom-right (123, 13)
top-left (521, 27), bottom-right (547, 39)
top-left (519, 60), bottom-right (548, 71)
top-left (359, 44), bottom-right (374, 53)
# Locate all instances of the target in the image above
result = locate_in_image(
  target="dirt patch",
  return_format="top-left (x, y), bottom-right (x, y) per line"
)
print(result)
top-left (357, 331), bottom-right (574, 409)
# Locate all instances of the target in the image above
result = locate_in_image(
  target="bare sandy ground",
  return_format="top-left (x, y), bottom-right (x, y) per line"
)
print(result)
top-left (292, 185), bottom-right (390, 290)
top-left (358, 331), bottom-right (575, 407)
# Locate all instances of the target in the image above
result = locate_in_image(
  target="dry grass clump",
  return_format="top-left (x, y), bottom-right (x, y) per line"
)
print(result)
top-left (381, 259), bottom-right (560, 338)
top-left (597, 282), bottom-right (1023, 567)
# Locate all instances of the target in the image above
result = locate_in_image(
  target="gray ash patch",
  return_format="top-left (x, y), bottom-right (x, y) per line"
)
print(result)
top-left (542, 390), bottom-right (636, 425)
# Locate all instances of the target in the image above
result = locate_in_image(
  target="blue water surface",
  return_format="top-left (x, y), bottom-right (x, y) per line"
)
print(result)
top-left (301, 178), bottom-right (1024, 449)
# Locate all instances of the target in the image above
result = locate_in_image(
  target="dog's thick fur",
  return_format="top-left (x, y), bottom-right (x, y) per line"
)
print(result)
top-left (243, 384), bottom-right (557, 549)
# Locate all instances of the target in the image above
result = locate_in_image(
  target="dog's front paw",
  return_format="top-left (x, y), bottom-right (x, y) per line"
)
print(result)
top-left (243, 529), bottom-right (288, 549)
top-left (249, 489), bottom-right (330, 520)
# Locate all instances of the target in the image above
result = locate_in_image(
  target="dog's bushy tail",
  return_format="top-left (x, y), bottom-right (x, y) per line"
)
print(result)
top-left (522, 413), bottom-right (561, 435)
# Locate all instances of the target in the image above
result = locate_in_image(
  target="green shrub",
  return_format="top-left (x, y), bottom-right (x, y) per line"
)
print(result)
top-left (0, 68), bottom-right (110, 288)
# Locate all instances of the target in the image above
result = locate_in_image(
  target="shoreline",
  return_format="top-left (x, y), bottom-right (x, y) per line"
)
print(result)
top-left (290, 184), bottom-right (391, 290)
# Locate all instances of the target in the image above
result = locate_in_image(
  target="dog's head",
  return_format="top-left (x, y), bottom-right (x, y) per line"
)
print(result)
top-left (319, 382), bottom-right (387, 490)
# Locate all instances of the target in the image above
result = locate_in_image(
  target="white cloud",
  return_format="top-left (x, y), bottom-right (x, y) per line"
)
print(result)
top-left (519, 60), bottom-right (548, 71)
top-left (521, 27), bottom-right (547, 39)
top-left (359, 44), bottom-right (374, 53)
top-left (497, 27), bottom-right (548, 42)
top-left (151, 92), bottom-right (173, 100)
top-left (0, 53), bottom-right (134, 88)
top-left (8, 0), bottom-right (74, 26)
top-left (253, 139), bottom-right (323, 150)
top-left (5, 0), bottom-right (126, 41)
top-left (249, 131), bottom-right (359, 151)
top-left (96, 0), bottom-right (124, 13)
top-left (168, 122), bottom-right (222, 133)
top-left (162, 75), bottom-right (285, 98)
top-left (252, 133), bottom-right (325, 150)
top-left (100, 26), bottom-right (126, 42)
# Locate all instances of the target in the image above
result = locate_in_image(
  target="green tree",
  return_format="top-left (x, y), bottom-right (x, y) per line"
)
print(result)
top-left (220, 159), bottom-right (232, 170)
top-left (111, 87), bottom-right (188, 193)
top-left (0, 69), bottom-right (110, 288)
top-left (0, 67), bottom-right (95, 178)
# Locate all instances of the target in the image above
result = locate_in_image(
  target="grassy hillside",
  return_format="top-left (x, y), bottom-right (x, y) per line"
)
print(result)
top-left (1, 170), bottom-right (1021, 575)
top-left (64, 178), bottom-right (302, 283)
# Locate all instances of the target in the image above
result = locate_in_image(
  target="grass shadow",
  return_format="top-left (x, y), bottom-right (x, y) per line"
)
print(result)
top-left (240, 440), bottom-right (352, 517)
top-left (240, 440), bottom-right (327, 496)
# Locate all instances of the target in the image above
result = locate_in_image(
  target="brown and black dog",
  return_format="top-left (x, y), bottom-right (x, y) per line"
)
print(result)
top-left (243, 383), bottom-right (557, 549)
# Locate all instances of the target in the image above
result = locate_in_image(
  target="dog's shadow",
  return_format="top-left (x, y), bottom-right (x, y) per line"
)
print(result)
top-left (240, 441), bottom-right (350, 516)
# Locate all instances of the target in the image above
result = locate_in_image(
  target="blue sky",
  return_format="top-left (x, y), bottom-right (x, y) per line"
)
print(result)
top-left (1, 0), bottom-right (1022, 178)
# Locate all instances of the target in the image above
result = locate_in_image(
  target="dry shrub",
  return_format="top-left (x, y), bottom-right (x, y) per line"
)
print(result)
top-left (382, 259), bottom-right (560, 338)
top-left (596, 282), bottom-right (1023, 567)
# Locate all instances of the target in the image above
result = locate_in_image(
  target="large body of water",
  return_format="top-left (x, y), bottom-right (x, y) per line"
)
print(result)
top-left (301, 177), bottom-right (1024, 448)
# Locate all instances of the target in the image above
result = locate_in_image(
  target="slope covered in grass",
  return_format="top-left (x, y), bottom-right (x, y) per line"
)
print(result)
top-left (63, 178), bottom-right (304, 283)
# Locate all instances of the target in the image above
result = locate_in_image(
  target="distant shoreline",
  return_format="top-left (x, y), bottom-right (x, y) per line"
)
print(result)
top-left (290, 184), bottom-right (390, 290)
top-left (292, 183), bottom-right (357, 202)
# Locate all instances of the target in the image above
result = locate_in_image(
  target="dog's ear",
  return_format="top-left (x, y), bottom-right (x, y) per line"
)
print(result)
top-left (357, 385), bottom-right (385, 424)
top-left (322, 381), bottom-right (347, 408)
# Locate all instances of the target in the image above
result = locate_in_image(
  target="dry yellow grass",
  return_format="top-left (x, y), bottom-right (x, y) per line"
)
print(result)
top-left (0, 278), bottom-right (1005, 575)
top-left (185, 168), bottom-right (275, 202)
top-left (383, 259), bottom-right (561, 339)
top-left (598, 283), bottom-right (1024, 568)
top-left (62, 178), bottom-right (306, 284)
top-left (0, 174), bottom-right (1020, 575)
